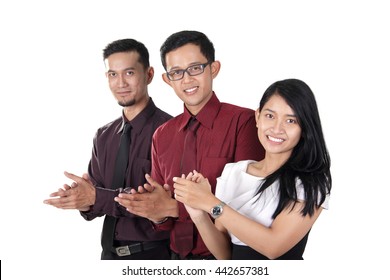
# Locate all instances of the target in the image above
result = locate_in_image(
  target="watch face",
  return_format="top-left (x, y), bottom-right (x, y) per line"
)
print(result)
top-left (211, 202), bottom-right (225, 218)
top-left (212, 206), bottom-right (222, 216)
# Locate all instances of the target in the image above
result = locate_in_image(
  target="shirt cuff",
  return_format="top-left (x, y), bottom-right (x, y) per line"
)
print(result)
top-left (151, 217), bottom-right (174, 231)
top-left (92, 187), bottom-right (119, 216)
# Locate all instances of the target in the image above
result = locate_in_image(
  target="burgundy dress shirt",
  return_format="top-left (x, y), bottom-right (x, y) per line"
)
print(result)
top-left (152, 92), bottom-right (265, 256)
top-left (81, 98), bottom-right (172, 242)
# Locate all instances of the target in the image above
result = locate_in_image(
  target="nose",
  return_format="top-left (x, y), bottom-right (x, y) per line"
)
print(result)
top-left (182, 70), bottom-right (194, 82)
top-left (117, 74), bottom-right (128, 88)
top-left (272, 120), bottom-right (285, 134)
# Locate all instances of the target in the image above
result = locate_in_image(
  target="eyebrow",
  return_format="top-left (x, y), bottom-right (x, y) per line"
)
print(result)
top-left (107, 67), bottom-right (136, 73)
top-left (168, 62), bottom-right (204, 71)
top-left (264, 108), bottom-right (296, 118)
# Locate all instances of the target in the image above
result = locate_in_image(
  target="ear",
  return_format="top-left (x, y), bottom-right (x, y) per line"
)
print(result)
top-left (255, 108), bottom-right (260, 127)
top-left (162, 73), bottom-right (172, 86)
top-left (210, 60), bottom-right (221, 79)
top-left (146, 67), bottom-right (154, 85)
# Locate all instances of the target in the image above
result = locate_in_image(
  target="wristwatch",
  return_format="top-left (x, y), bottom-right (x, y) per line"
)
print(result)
top-left (210, 202), bottom-right (226, 219)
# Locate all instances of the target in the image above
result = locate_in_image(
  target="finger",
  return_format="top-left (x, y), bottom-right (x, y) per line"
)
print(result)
top-left (70, 182), bottom-right (77, 188)
top-left (186, 172), bottom-right (194, 180)
top-left (137, 186), bottom-right (146, 193)
top-left (191, 171), bottom-right (202, 182)
top-left (44, 198), bottom-right (60, 206)
top-left (63, 184), bottom-right (72, 190)
top-left (64, 171), bottom-right (83, 184)
top-left (48, 191), bottom-right (60, 198)
top-left (115, 197), bottom-right (145, 211)
top-left (173, 187), bottom-right (185, 198)
top-left (58, 188), bottom-right (68, 196)
top-left (174, 193), bottom-right (180, 201)
top-left (114, 197), bottom-right (129, 207)
top-left (192, 175), bottom-right (201, 182)
top-left (44, 197), bottom-right (72, 208)
top-left (49, 188), bottom-right (66, 197)
top-left (163, 184), bottom-right (171, 191)
top-left (145, 174), bottom-right (161, 188)
top-left (173, 191), bottom-right (184, 203)
top-left (82, 173), bottom-right (93, 185)
top-left (173, 182), bottom-right (187, 193)
top-left (143, 183), bottom-right (155, 193)
top-left (117, 193), bottom-right (134, 200)
top-left (173, 176), bottom-right (188, 186)
top-left (124, 207), bottom-right (149, 218)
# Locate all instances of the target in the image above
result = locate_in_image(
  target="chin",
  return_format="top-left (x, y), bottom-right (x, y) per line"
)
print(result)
top-left (118, 99), bottom-right (136, 107)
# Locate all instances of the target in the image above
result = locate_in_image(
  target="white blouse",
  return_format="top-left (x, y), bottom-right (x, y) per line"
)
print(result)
top-left (215, 160), bottom-right (329, 246)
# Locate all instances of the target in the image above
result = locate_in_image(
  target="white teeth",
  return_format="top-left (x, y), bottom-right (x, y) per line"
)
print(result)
top-left (185, 87), bottom-right (197, 93)
top-left (268, 136), bottom-right (284, 143)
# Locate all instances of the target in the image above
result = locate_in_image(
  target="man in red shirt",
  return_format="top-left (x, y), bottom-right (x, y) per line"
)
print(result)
top-left (115, 31), bottom-right (265, 259)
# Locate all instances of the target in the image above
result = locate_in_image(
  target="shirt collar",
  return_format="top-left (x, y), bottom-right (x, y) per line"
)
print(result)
top-left (178, 92), bottom-right (221, 131)
top-left (117, 98), bottom-right (157, 134)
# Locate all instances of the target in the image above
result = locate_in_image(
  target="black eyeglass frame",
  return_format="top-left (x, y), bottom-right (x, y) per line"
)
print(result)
top-left (166, 61), bottom-right (212, 81)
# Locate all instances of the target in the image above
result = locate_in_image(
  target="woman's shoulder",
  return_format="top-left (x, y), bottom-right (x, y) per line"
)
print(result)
top-left (216, 159), bottom-right (260, 202)
top-left (220, 160), bottom-right (256, 178)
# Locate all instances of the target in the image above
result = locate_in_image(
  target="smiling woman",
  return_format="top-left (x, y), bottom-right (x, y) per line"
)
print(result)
top-left (256, 94), bottom-right (302, 160)
top-left (173, 78), bottom-right (332, 260)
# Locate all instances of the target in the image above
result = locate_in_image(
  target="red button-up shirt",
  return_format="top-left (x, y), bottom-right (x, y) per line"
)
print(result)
top-left (152, 92), bottom-right (265, 256)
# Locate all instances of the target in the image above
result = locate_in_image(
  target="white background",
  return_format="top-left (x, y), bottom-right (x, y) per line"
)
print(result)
top-left (0, 0), bottom-right (389, 279)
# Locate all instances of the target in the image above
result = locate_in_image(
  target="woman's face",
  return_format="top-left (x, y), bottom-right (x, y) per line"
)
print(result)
top-left (256, 94), bottom-right (302, 158)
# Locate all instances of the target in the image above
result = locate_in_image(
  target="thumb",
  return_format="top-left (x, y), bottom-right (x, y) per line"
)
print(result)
top-left (64, 171), bottom-right (83, 184)
top-left (83, 174), bottom-right (93, 185)
top-left (163, 184), bottom-right (171, 191)
top-left (163, 184), bottom-right (172, 196)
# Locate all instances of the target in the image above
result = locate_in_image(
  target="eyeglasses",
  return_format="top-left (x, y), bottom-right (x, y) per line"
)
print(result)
top-left (166, 62), bottom-right (211, 81)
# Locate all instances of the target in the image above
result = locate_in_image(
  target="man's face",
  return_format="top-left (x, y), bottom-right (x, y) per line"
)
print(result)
top-left (105, 51), bottom-right (152, 107)
top-left (162, 43), bottom-right (219, 115)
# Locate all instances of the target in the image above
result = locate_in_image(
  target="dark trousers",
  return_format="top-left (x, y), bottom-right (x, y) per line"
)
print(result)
top-left (170, 251), bottom-right (215, 260)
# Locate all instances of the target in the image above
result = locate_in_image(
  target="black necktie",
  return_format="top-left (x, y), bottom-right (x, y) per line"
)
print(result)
top-left (101, 123), bottom-right (132, 256)
top-left (112, 123), bottom-right (132, 188)
top-left (176, 117), bottom-right (200, 257)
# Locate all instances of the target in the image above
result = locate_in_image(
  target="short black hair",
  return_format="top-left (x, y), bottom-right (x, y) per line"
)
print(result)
top-left (103, 38), bottom-right (150, 69)
top-left (160, 30), bottom-right (215, 70)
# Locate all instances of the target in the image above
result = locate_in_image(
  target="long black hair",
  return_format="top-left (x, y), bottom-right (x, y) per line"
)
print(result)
top-left (256, 79), bottom-right (331, 218)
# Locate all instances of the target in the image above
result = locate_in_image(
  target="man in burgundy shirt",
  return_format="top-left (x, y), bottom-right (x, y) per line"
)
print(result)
top-left (115, 31), bottom-right (265, 259)
top-left (44, 39), bottom-right (172, 259)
